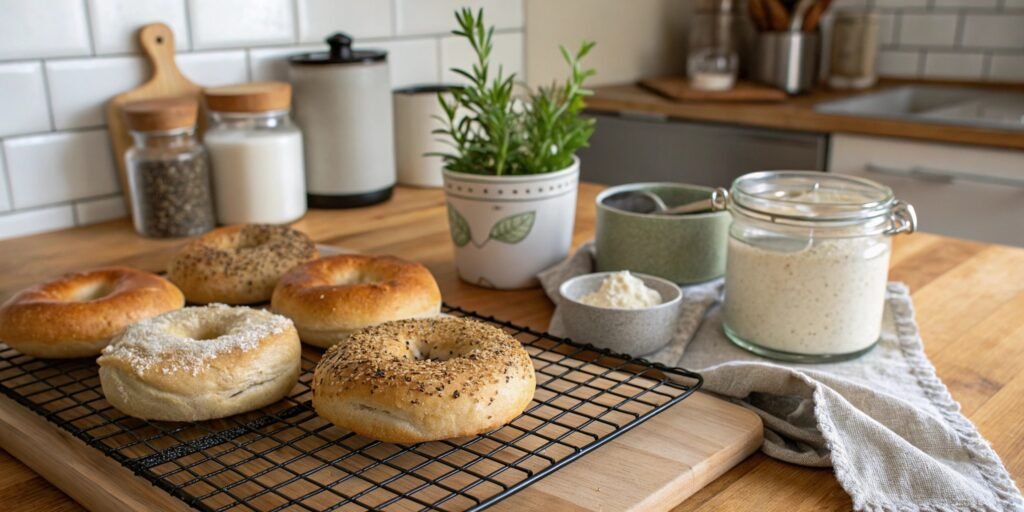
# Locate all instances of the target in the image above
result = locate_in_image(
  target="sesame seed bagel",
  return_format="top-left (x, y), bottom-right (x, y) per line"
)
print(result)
top-left (0, 267), bottom-right (184, 358)
top-left (271, 254), bottom-right (442, 348)
top-left (168, 224), bottom-right (318, 305)
top-left (313, 317), bottom-right (536, 443)
top-left (98, 304), bottom-right (301, 421)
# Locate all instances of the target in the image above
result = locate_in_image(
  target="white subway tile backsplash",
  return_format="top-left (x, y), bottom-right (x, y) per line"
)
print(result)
top-left (931, 0), bottom-right (998, 8)
top-left (988, 54), bottom-right (1024, 82)
top-left (0, 205), bottom-right (75, 239)
top-left (923, 52), bottom-right (985, 79)
top-left (0, 0), bottom-right (91, 60)
top-left (248, 45), bottom-right (324, 82)
top-left (0, 147), bottom-right (10, 212)
top-left (4, 130), bottom-right (118, 209)
top-left (74, 195), bottom-right (127, 224)
top-left (375, 39), bottom-right (440, 88)
top-left (874, 0), bottom-right (928, 7)
top-left (188, 0), bottom-right (295, 50)
top-left (395, 0), bottom-right (523, 36)
top-left (878, 50), bottom-right (921, 77)
top-left (879, 13), bottom-right (897, 46)
top-left (46, 57), bottom-right (147, 130)
top-left (87, 0), bottom-right (190, 54)
top-left (297, 0), bottom-right (392, 42)
top-left (962, 15), bottom-right (1024, 50)
top-left (898, 14), bottom-right (958, 47)
top-left (441, 32), bottom-right (522, 84)
top-left (177, 51), bottom-right (249, 86)
top-left (0, 62), bottom-right (51, 137)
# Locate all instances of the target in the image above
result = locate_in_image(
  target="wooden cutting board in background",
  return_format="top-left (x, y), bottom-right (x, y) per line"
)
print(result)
top-left (641, 77), bottom-right (787, 103)
top-left (106, 23), bottom-right (203, 213)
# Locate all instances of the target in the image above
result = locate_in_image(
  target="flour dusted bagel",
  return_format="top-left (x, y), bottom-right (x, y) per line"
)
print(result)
top-left (97, 304), bottom-right (300, 421)
top-left (168, 224), bottom-right (318, 304)
top-left (271, 254), bottom-right (442, 348)
top-left (0, 267), bottom-right (184, 358)
top-left (313, 317), bottom-right (536, 443)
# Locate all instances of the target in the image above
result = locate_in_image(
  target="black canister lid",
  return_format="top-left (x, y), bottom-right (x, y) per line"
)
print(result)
top-left (288, 32), bottom-right (387, 65)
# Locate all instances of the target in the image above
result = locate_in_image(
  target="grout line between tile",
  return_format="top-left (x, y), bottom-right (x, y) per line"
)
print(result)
top-left (0, 145), bottom-right (14, 211)
top-left (291, 0), bottom-right (301, 44)
top-left (182, 0), bottom-right (195, 51)
top-left (38, 62), bottom-right (58, 132)
top-left (81, 0), bottom-right (96, 56)
top-left (390, 0), bottom-right (399, 37)
top-left (954, 10), bottom-right (965, 48)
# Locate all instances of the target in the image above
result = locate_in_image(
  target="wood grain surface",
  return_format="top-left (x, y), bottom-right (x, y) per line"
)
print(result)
top-left (1, 183), bottom-right (1023, 511)
top-left (587, 81), bottom-right (1024, 151)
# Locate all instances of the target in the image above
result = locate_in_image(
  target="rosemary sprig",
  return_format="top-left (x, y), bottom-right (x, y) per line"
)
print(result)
top-left (432, 8), bottom-right (596, 176)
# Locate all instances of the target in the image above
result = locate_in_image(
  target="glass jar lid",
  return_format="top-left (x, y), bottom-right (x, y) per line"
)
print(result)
top-left (730, 171), bottom-right (917, 234)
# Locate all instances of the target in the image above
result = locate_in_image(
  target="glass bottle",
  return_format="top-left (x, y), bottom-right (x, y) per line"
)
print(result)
top-left (723, 171), bottom-right (917, 362)
top-left (124, 97), bottom-right (215, 238)
top-left (687, 0), bottom-right (739, 91)
top-left (203, 81), bottom-right (307, 225)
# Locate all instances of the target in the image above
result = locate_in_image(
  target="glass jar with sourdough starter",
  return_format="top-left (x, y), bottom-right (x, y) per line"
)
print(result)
top-left (123, 97), bottom-right (215, 238)
top-left (723, 171), bottom-right (917, 362)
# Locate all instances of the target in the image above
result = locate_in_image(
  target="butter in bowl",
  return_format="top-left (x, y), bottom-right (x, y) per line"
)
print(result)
top-left (558, 271), bottom-right (681, 355)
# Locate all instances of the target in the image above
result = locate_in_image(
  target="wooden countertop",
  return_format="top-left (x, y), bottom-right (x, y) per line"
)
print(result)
top-left (2, 183), bottom-right (1023, 511)
top-left (587, 80), bottom-right (1024, 151)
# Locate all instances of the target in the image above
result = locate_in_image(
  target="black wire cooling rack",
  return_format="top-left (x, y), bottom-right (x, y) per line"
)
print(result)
top-left (0, 304), bottom-right (702, 512)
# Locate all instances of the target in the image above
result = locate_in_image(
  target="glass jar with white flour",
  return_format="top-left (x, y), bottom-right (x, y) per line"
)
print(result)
top-left (203, 81), bottom-right (307, 225)
top-left (723, 171), bottom-right (917, 362)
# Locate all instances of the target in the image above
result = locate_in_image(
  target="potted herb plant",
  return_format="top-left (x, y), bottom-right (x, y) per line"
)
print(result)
top-left (435, 8), bottom-right (596, 289)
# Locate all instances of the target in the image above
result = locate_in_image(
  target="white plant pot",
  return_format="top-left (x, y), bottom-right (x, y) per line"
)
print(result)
top-left (443, 157), bottom-right (580, 289)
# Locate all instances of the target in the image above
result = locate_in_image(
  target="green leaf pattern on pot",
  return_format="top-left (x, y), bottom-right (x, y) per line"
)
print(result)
top-left (489, 211), bottom-right (535, 244)
top-left (447, 203), bottom-right (472, 247)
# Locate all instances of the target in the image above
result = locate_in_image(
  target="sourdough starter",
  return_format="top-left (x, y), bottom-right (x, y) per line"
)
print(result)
top-left (723, 235), bottom-right (891, 355)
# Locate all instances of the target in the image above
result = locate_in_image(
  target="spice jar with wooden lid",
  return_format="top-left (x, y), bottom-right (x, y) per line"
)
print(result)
top-left (124, 96), bottom-right (216, 238)
top-left (203, 81), bottom-right (307, 225)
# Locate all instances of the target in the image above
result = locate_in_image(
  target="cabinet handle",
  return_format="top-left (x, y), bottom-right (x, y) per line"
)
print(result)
top-left (865, 163), bottom-right (1024, 189)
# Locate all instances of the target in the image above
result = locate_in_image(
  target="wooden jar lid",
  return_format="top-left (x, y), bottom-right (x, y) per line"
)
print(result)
top-left (123, 97), bottom-right (198, 132)
top-left (203, 81), bottom-right (292, 113)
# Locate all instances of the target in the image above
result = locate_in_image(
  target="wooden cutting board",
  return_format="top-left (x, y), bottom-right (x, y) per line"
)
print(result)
top-left (0, 387), bottom-right (760, 511)
top-left (106, 23), bottom-right (203, 213)
top-left (641, 77), bottom-right (787, 102)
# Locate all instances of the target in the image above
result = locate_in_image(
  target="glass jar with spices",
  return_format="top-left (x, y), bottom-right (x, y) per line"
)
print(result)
top-left (203, 81), bottom-right (307, 225)
top-left (124, 97), bottom-right (216, 238)
top-left (723, 171), bottom-right (917, 362)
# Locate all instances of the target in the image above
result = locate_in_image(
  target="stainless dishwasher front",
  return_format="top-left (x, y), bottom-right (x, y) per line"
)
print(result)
top-left (576, 112), bottom-right (828, 187)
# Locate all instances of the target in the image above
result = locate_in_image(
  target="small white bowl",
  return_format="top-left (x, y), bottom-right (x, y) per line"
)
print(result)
top-left (557, 272), bottom-right (682, 355)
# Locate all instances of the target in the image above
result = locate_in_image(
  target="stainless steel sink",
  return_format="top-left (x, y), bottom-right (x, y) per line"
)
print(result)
top-left (814, 85), bottom-right (1024, 131)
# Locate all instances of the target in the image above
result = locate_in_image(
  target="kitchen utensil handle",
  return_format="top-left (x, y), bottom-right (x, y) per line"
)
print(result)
top-left (789, 0), bottom-right (816, 31)
top-left (803, 0), bottom-right (830, 32)
top-left (764, 0), bottom-right (791, 31)
top-left (866, 163), bottom-right (1024, 188)
top-left (749, 0), bottom-right (770, 31)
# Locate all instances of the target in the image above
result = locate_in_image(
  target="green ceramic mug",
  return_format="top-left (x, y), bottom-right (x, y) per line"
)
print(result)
top-left (595, 183), bottom-right (731, 284)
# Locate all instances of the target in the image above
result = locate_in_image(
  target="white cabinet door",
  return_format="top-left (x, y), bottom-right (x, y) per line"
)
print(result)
top-left (828, 134), bottom-right (1024, 247)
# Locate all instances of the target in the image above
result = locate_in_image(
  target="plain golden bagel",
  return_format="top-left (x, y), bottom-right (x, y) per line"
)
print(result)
top-left (271, 254), bottom-right (442, 348)
top-left (313, 317), bottom-right (537, 443)
top-left (167, 224), bottom-right (318, 305)
top-left (97, 304), bottom-right (301, 421)
top-left (0, 267), bottom-right (184, 358)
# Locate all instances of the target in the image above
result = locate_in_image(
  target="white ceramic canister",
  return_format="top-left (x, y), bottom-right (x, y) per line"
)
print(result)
top-left (203, 81), bottom-right (307, 225)
top-left (288, 33), bottom-right (395, 208)
top-left (393, 85), bottom-right (461, 188)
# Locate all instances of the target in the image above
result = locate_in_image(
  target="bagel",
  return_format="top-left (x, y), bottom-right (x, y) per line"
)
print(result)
top-left (271, 254), bottom-right (442, 348)
top-left (0, 267), bottom-right (184, 358)
top-left (168, 224), bottom-right (318, 304)
top-left (313, 317), bottom-right (536, 443)
top-left (97, 304), bottom-right (301, 421)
